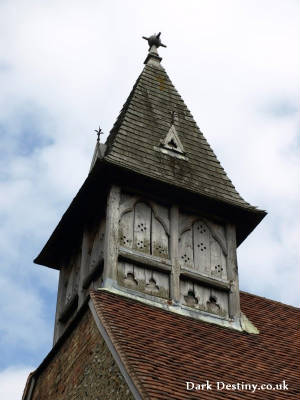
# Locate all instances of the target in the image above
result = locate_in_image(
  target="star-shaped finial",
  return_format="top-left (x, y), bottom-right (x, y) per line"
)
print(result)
top-left (142, 32), bottom-right (167, 50)
top-left (93, 126), bottom-right (104, 143)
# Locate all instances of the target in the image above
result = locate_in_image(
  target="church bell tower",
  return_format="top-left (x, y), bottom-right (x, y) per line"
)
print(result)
top-left (34, 33), bottom-right (266, 343)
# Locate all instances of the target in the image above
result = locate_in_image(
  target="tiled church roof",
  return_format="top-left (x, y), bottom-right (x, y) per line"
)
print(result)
top-left (91, 290), bottom-right (300, 399)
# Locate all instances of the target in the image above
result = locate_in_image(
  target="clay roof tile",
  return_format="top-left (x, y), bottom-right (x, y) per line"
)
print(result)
top-left (90, 290), bottom-right (300, 399)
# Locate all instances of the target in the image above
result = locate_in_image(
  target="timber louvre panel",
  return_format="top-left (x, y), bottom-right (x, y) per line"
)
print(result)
top-left (104, 63), bottom-right (255, 210)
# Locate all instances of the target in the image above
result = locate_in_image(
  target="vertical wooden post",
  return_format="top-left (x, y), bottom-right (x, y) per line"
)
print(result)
top-left (53, 268), bottom-right (67, 344)
top-left (103, 185), bottom-right (121, 286)
top-left (170, 205), bottom-right (180, 302)
top-left (78, 228), bottom-right (89, 306)
top-left (226, 223), bottom-right (240, 319)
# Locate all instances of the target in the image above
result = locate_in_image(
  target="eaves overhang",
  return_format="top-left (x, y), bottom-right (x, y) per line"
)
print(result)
top-left (34, 158), bottom-right (266, 270)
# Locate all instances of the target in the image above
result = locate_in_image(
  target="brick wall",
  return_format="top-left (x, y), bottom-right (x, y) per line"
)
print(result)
top-left (31, 307), bottom-right (135, 400)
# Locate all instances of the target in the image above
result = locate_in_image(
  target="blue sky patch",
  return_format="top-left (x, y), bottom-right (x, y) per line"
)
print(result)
top-left (262, 99), bottom-right (298, 118)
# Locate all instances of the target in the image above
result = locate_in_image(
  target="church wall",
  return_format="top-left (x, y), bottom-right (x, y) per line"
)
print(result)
top-left (31, 308), bottom-right (134, 400)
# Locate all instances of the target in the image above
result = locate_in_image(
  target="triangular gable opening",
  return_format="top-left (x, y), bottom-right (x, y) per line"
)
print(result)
top-left (158, 124), bottom-right (187, 159)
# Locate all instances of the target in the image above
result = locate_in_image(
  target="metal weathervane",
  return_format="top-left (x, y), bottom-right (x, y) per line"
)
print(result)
top-left (93, 126), bottom-right (104, 143)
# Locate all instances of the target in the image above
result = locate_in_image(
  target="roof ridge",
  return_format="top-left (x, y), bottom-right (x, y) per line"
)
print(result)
top-left (105, 69), bottom-right (144, 155)
top-left (90, 290), bottom-right (150, 400)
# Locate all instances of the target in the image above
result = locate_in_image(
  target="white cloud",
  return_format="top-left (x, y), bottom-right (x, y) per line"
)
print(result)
top-left (0, 0), bottom-right (298, 391)
top-left (0, 366), bottom-right (33, 400)
top-left (0, 276), bottom-right (53, 351)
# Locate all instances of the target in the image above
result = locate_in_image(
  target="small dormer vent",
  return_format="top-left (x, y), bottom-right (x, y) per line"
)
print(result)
top-left (155, 124), bottom-right (188, 160)
top-left (161, 124), bottom-right (185, 153)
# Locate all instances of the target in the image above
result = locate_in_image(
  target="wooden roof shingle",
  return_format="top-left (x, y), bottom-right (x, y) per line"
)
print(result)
top-left (104, 61), bottom-right (255, 210)
top-left (34, 52), bottom-right (267, 269)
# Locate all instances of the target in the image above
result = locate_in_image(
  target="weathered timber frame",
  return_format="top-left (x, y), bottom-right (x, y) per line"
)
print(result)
top-left (44, 162), bottom-right (262, 342)
top-left (101, 183), bottom-right (241, 325)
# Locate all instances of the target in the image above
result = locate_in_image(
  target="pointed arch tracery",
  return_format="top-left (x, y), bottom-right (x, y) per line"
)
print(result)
top-left (179, 218), bottom-right (227, 280)
top-left (119, 199), bottom-right (169, 259)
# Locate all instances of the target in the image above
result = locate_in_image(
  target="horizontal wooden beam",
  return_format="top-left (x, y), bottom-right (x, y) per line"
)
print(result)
top-left (119, 247), bottom-right (172, 273)
top-left (180, 268), bottom-right (231, 291)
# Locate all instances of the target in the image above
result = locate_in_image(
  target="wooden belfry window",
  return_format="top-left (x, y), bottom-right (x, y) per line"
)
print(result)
top-left (179, 219), bottom-right (227, 280)
top-left (119, 202), bottom-right (169, 259)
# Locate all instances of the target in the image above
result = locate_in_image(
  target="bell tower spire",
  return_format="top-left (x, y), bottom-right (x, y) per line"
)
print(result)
top-left (35, 34), bottom-right (265, 343)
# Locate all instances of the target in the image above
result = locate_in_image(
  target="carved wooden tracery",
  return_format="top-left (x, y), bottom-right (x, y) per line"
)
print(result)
top-left (179, 216), bottom-right (227, 280)
top-left (178, 213), bottom-right (230, 317)
top-left (119, 198), bottom-right (170, 259)
top-left (180, 279), bottom-right (229, 317)
top-left (118, 261), bottom-right (170, 299)
top-left (118, 196), bottom-right (170, 298)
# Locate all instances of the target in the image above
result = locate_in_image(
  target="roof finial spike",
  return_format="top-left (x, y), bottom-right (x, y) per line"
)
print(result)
top-left (93, 126), bottom-right (104, 144)
top-left (142, 32), bottom-right (167, 50)
top-left (142, 32), bottom-right (166, 65)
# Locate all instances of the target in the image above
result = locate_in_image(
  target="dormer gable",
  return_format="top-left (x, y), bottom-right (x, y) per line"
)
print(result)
top-left (158, 123), bottom-right (187, 160)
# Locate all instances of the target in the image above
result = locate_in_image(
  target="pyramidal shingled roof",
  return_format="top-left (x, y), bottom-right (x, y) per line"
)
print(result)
top-left (104, 49), bottom-right (253, 210)
top-left (34, 42), bottom-right (266, 269)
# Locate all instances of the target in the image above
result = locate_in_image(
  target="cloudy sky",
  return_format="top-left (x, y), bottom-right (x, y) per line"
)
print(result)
top-left (0, 1), bottom-right (299, 398)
